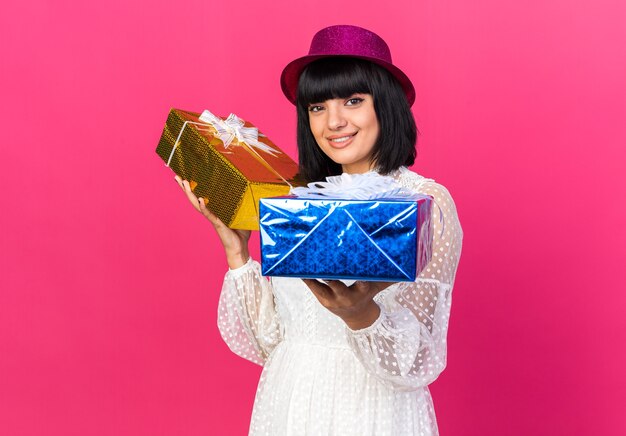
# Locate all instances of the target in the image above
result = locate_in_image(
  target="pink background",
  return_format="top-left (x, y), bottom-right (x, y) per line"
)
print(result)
top-left (2, 0), bottom-right (625, 435)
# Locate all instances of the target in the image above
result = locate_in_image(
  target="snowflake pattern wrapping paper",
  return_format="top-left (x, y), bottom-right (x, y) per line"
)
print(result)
top-left (259, 194), bottom-right (433, 281)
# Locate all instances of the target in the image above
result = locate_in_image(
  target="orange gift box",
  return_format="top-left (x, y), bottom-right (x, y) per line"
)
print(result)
top-left (156, 108), bottom-right (303, 230)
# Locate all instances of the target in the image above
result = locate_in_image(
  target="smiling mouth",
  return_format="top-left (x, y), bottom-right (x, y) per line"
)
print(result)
top-left (327, 132), bottom-right (357, 147)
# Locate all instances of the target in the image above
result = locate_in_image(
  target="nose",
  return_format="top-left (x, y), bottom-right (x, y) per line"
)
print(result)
top-left (326, 105), bottom-right (347, 130)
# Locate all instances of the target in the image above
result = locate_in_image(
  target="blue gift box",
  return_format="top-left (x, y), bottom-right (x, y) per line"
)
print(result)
top-left (259, 195), bottom-right (433, 282)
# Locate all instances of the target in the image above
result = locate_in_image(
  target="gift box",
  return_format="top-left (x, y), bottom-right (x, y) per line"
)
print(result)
top-left (156, 108), bottom-right (302, 230)
top-left (259, 193), bottom-right (433, 282)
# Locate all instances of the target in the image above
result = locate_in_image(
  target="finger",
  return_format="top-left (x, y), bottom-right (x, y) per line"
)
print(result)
top-left (302, 279), bottom-right (332, 301)
top-left (323, 279), bottom-right (350, 294)
top-left (174, 175), bottom-right (188, 192)
top-left (197, 197), bottom-right (221, 224)
top-left (180, 180), bottom-right (201, 211)
top-left (176, 177), bottom-right (188, 192)
top-left (352, 280), bottom-right (384, 297)
top-left (371, 281), bottom-right (394, 293)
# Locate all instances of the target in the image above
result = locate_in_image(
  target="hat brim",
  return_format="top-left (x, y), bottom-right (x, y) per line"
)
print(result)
top-left (280, 54), bottom-right (416, 107)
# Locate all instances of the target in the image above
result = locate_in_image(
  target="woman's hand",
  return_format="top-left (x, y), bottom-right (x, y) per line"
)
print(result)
top-left (174, 176), bottom-right (251, 269)
top-left (302, 279), bottom-right (393, 330)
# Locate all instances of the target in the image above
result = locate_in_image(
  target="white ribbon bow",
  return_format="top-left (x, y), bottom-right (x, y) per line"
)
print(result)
top-left (199, 110), bottom-right (280, 156)
top-left (290, 172), bottom-right (409, 199)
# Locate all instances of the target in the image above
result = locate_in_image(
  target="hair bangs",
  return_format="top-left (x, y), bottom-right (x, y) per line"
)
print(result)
top-left (296, 58), bottom-right (373, 106)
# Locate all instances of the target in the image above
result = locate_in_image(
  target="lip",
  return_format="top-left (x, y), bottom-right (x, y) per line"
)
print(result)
top-left (326, 132), bottom-right (357, 149)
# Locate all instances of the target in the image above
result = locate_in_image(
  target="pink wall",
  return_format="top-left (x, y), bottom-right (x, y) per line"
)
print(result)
top-left (2, 0), bottom-right (625, 434)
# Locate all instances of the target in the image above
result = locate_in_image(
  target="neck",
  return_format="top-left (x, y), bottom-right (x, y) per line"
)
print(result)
top-left (341, 161), bottom-right (376, 175)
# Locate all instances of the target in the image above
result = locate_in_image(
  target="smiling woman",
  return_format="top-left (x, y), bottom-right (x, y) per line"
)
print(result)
top-left (175, 25), bottom-right (463, 436)
top-left (307, 93), bottom-right (380, 174)
top-left (295, 57), bottom-right (418, 182)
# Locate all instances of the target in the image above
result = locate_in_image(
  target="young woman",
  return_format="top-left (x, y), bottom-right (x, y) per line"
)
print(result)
top-left (175, 25), bottom-right (463, 436)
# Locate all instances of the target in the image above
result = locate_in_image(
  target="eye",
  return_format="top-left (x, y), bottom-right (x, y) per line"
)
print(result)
top-left (346, 97), bottom-right (364, 106)
top-left (308, 104), bottom-right (324, 113)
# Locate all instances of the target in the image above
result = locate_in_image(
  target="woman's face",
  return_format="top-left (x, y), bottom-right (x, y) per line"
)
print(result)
top-left (308, 93), bottom-right (379, 174)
